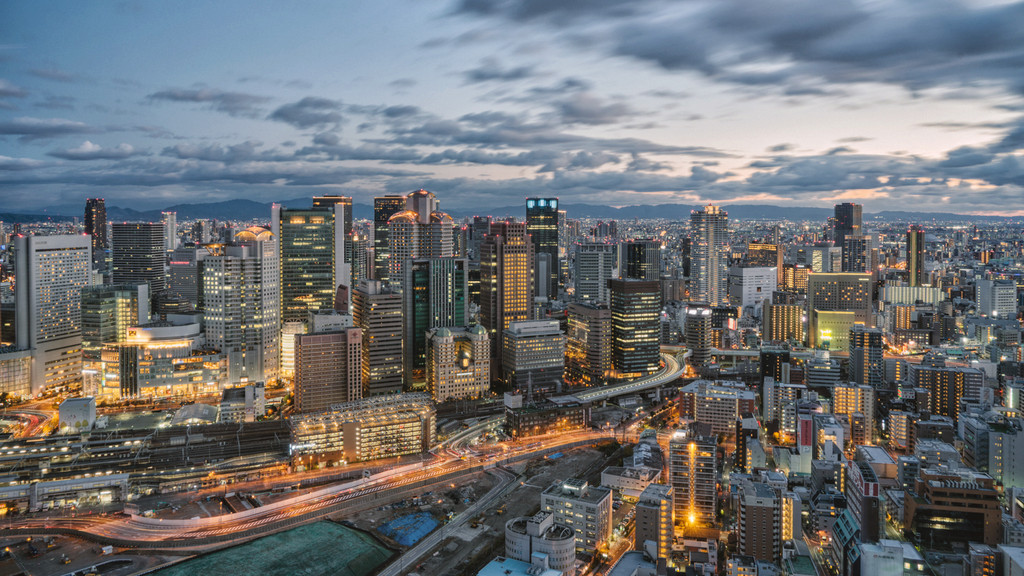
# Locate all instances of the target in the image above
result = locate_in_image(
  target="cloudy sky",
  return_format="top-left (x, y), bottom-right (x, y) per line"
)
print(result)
top-left (3, 0), bottom-right (1024, 215)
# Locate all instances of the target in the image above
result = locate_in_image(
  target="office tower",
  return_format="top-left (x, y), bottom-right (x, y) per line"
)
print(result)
top-left (805, 244), bottom-right (842, 273)
top-left (833, 384), bottom-right (875, 445)
top-left (373, 195), bottom-right (407, 283)
top-left (387, 190), bottom-right (454, 291)
top-left (161, 211), bottom-right (177, 252)
top-left (469, 215), bottom-right (493, 261)
top-left (907, 225), bottom-right (926, 287)
top-left (294, 328), bottom-right (362, 413)
top-left (806, 272), bottom-right (872, 349)
top-left (833, 202), bottom-right (862, 248)
top-left (763, 302), bottom-right (803, 343)
top-left (976, 278), bottom-right (1016, 318)
top-left (202, 228), bottom-right (281, 385)
top-left (849, 325), bottom-right (884, 388)
top-left (313, 195), bottom-right (354, 285)
top-left (84, 198), bottom-right (107, 269)
top-left (746, 242), bottom-right (783, 276)
top-left (728, 266), bottom-right (777, 316)
top-left (685, 303), bottom-right (713, 368)
top-left (504, 512), bottom-right (576, 574)
top-left (736, 482), bottom-right (782, 562)
top-left (403, 258), bottom-right (469, 387)
top-left (690, 205), bottom-right (729, 305)
top-left (679, 380), bottom-right (757, 438)
top-left (635, 484), bottom-right (673, 560)
top-left (480, 221), bottom-right (535, 370)
top-left (841, 234), bottom-right (874, 273)
top-left (425, 325), bottom-right (490, 402)
top-left (609, 279), bottom-right (661, 377)
top-left (350, 232), bottom-right (369, 285)
top-left (669, 429), bottom-right (717, 530)
top-left (271, 201), bottom-right (348, 324)
top-left (759, 348), bottom-right (790, 384)
top-left (15, 234), bottom-right (91, 394)
top-left (111, 222), bottom-right (166, 296)
top-left (619, 239), bottom-right (661, 281)
top-left (352, 280), bottom-right (402, 396)
top-left (573, 243), bottom-right (616, 304)
top-left (564, 302), bottom-right (611, 386)
top-left (541, 478), bottom-right (613, 550)
top-left (166, 245), bottom-right (205, 312)
top-left (526, 198), bottom-right (559, 299)
top-left (501, 320), bottom-right (565, 391)
top-left (81, 284), bottom-right (150, 362)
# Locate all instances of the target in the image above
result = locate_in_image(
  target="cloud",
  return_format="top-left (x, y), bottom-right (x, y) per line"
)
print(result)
top-left (28, 68), bottom-right (79, 83)
top-left (554, 93), bottom-right (635, 125)
top-left (464, 59), bottom-right (536, 83)
top-left (0, 155), bottom-right (43, 171)
top-left (268, 97), bottom-right (343, 129)
top-left (34, 95), bottom-right (76, 110)
top-left (147, 87), bottom-right (271, 117)
top-left (161, 141), bottom-right (277, 164)
top-left (0, 79), bottom-right (28, 98)
top-left (0, 116), bottom-right (93, 141)
top-left (48, 141), bottom-right (146, 160)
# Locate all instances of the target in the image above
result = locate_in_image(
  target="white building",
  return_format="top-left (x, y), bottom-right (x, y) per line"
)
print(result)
top-left (977, 279), bottom-right (1017, 319)
top-left (600, 466), bottom-right (660, 500)
top-left (15, 234), bottom-right (91, 394)
top-left (504, 512), bottom-right (576, 573)
top-left (728, 266), bottom-right (777, 317)
top-left (574, 242), bottom-right (617, 304)
top-left (58, 397), bottom-right (96, 433)
top-left (541, 478), bottom-right (613, 550)
top-left (502, 320), bottom-right (565, 392)
top-left (202, 229), bottom-right (281, 385)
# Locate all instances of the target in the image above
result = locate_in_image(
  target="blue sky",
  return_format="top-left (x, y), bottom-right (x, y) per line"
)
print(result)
top-left (2, 0), bottom-right (1024, 214)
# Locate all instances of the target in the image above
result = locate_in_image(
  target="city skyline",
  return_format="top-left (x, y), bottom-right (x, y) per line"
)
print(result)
top-left (2, 2), bottom-right (1024, 215)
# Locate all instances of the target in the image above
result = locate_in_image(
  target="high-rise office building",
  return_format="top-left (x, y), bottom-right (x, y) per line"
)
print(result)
top-left (806, 272), bottom-right (873, 349)
top-left (111, 222), bottom-right (166, 296)
top-left (526, 198), bottom-right (559, 299)
top-left (669, 429), bottom-right (718, 530)
top-left (728, 266), bottom-right (777, 316)
top-left (373, 195), bottom-right (407, 283)
top-left (849, 325), bottom-right (884, 388)
top-left (976, 278), bottom-right (1016, 319)
top-left (501, 320), bottom-right (565, 391)
top-left (685, 304), bottom-right (713, 368)
top-left (312, 195), bottom-right (354, 288)
top-left (480, 221), bottom-right (534, 371)
top-left (84, 198), bottom-right (107, 269)
top-left (833, 202), bottom-right (862, 248)
top-left (272, 201), bottom-right (348, 324)
top-left (402, 258), bottom-right (469, 386)
top-left (166, 245), bottom-right (205, 312)
top-left (353, 280), bottom-right (403, 396)
top-left (202, 228), bottom-right (281, 385)
top-left (573, 243), bottom-right (616, 304)
top-left (81, 284), bottom-right (150, 362)
top-left (690, 205), bottom-right (729, 305)
top-left (907, 225), bottom-right (926, 287)
top-left (294, 328), bottom-right (362, 413)
top-left (619, 239), bottom-right (661, 281)
top-left (609, 279), bottom-right (661, 377)
top-left (842, 234), bottom-right (874, 273)
top-left (564, 303), bottom-right (611, 387)
top-left (386, 190), bottom-right (454, 292)
top-left (425, 325), bottom-right (490, 402)
top-left (15, 234), bottom-right (91, 394)
top-left (746, 242), bottom-right (783, 285)
top-left (161, 211), bottom-right (177, 252)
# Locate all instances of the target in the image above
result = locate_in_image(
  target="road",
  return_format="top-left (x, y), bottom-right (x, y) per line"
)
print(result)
top-left (377, 466), bottom-right (518, 576)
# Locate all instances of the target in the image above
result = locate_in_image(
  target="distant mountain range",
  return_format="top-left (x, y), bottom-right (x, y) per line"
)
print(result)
top-left (2, 199), bottom-right (1018, 224)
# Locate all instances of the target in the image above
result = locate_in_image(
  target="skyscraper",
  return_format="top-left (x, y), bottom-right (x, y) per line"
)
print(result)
top-left (111, 222), bottom-right (166, 296)
top-left (294, 328), bottom-right (362, 413)
top-left (841, 234), bottom-right (874, 273)
top-left (386, 190), bottom-right (454, 292)
top-left (849, 325), bottom-right (883, 388)
top-left (526, 198), bottom-right (559, 299)
top-left (161, 211), bottom-right (177, 252)
top-left (573, 243), bottom-right (616, 304)
top-left (690, 205), bottom-right (729, 305)
top-left (271, 201), bottom-right (348, 324)
top-left (373, 195), bottom-right (407, 283)
top-left (426, 325), bottom-right (490, 402)
top-left (353, 280), bottom-right (403, 396)
top-left (619, 239), bottom-right (661, 281)
top-left (907, 225), bottom-right (926, 287)
top-left (15, 234), bottom-right (91, 394)
top-left (202, 227), bottom-right (281, 385)
top-left (669, 429), bottom-right (717, 531)
top-left (833, 202), bottom-right (862, 248)
top-left (81, 284), bottom-right (150, 362)
top-left (609, 279), bottom-right (661, 377)
top-left (806, 272), bottom-right (873, 349)
top-left (684, 304), bottom-right (713, 368)
top-left (480, 221), bottom-right (535, 373)
top-left (313, 195), bottom-right (354, 289)
top-left (564, 302), bottom-right (611, 387)
top-left (402, 257), bottom-right (469, 387)
top-left (84, 198), bottom-right (107, 269)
